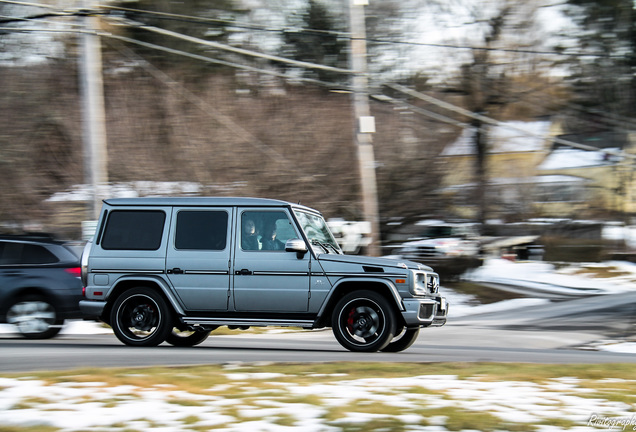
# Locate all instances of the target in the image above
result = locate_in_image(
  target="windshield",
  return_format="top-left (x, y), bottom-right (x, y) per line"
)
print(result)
top-left (293, 210), bottom-right (342, 254)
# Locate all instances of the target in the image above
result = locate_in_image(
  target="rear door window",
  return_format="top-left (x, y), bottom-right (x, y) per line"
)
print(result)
top-left (175, 210), bottom-right (228, 250)
top-left (101, 210), bottom-right (166, 250)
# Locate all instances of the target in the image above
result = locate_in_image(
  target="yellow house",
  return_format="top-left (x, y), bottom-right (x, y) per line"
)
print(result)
top-left (536, 131), bottom-right (636, 217)
top-left (439, 120), bottom-right (556, 220)
top-left (439, 121), bottom-right (636, 220)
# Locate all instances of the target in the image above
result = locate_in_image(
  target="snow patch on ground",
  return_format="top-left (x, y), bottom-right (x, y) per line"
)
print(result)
top-left (0, 372), bottom-right (632, 431)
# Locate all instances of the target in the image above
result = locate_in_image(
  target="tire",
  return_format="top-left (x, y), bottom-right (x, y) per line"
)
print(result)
top-left (332, 290), bottom-right (397, 352)
top-left (381, 327), bottom-right (420, 352)
top-left (110, 287), bottom-right (173, 347)
top-left (6, 295), bottom-right (63, 339)
top-left (165, 327), bottom-right (214, 347)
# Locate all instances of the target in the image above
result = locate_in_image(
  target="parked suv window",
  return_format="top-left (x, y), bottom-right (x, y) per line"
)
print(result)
top-left (241, 211), bottom-right (296, 251)
top-left (0, 241), bottom-right (59, 265)
top-left (101, 210), bottom-right (166, 250)
top-left (175, 210), bottom-right (228, 250)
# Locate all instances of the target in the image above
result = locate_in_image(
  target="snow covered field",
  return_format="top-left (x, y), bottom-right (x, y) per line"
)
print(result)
top-left (1, 363), bottom-right (635, 432)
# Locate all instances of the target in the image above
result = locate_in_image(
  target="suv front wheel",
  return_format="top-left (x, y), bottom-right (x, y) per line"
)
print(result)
top-left (110, 287), bottom-right (173, 347)
top-left (332, 290), bottom-right (397, 352)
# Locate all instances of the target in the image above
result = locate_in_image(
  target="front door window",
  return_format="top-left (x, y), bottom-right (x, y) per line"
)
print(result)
top-left (233, 209), bottom-right (310, 312)
top-left (240, 211), bottom-right (297, 252)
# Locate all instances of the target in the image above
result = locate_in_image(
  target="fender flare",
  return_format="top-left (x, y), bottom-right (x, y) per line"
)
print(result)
top-left (107, 275), bottom-right (185, 316)
top-left (316, 276), bottom-right (405, 322)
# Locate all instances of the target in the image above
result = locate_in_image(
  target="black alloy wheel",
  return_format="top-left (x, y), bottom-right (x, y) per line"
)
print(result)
top-left (332, 290), bottom-right (397, 352)
top-left (110, 287), bottom-right (173, 347)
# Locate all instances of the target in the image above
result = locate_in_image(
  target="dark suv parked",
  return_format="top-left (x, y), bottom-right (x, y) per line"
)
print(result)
top-left (0, 234), bottom-right (84, 338)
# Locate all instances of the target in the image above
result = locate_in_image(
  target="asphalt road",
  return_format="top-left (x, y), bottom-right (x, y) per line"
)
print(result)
top-left (1, 291), bottom-right (634, 373)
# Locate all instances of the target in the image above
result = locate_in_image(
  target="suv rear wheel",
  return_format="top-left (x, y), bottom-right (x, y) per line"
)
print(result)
top-left (332, 290), bottom-right (397, 352)
top-left (110, 287), bottom-right (173, 347)
top-left (6, 295), bottom-right (63, 339)
top-left (165, 327), bottom-right (215, 347)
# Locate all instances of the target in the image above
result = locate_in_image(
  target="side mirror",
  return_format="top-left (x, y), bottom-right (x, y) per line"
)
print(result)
top-left (285, 238), bottom-right (308, 258)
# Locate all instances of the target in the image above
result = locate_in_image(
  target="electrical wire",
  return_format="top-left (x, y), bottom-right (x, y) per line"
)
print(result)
top-left (100, 30), bottom-right (350, 90)
top-left (99, 4), bottom-right (631, 60)
top-left (101, 38), bottom-right (353, 205)
top-left (0, 0), bottom-right (58, 10)
top-left (3, 0), bottom-right (635, 135)
top-left (385, 83), bottom-right (636, 160)
top-left (105, 16), bottom-right (355, 74)
top-left (0, 13), bottom-right (83, 27)
top-left (2, 0), bottom-right (632, 61)
top-left (101, 4), bottom-right (347, 38)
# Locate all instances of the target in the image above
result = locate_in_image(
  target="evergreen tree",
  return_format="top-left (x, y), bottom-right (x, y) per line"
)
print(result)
top-left (108, 0), bottom-right (246, 73)
top-left (558, 0), bottom-right (636, 123)
top-left (281, 0), bottom-right (346, 84)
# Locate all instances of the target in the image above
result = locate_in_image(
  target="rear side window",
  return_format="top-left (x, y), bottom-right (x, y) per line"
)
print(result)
top-left (0, 241), bottom-right (59, 265)
top-left (101, 210), bottom-right (166, 250)
top-left (175, 210), bottom-right (228, 250)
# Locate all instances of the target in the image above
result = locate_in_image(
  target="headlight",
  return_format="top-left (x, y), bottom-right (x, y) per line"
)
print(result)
top-left (411, 271), bottom-right (440, 295)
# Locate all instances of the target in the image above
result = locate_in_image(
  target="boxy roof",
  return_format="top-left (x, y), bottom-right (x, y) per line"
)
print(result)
top-left (103, 197), bottom-right (317, 212)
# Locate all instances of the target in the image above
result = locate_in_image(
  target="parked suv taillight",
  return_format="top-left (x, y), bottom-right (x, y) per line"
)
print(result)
top-left (65, 267), bottom-right (82, 278)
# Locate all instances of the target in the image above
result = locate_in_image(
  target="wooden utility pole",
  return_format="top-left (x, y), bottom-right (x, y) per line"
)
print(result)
top-left (348, 0), bottom-right (381, 256)
top-left (79, 2), bottom-right (108, 220)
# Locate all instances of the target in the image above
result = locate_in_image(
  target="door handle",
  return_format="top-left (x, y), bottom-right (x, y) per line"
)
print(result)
top-left (235, 269), bottom-right (252, 276)
top-left (167, 268), bottom-right (184, 274)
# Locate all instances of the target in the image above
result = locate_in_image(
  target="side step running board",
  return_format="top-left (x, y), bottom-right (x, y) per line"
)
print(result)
top-left (183, 317), bottom-right (315, 328)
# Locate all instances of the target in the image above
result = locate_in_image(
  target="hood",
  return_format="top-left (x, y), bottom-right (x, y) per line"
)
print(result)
top-left (317, 253), bottom-right (433, 272)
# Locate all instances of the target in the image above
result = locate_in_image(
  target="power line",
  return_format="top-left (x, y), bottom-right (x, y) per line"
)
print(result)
top-left (4, 20), bottom-right (633, 133)
top-left (106, 16), bottom-right (355, 75)
top-left (0, 0), bottom-right (57, 9)
top-left (101, 38), bottom-right (348, 206)
top-left (101, 4), bottom-right (345, 38)
top-left (385, 83), bottom-right (636, 160)
top-left (0, 13), bottom-right (83, 27)
top-left (0, 19), bottom-right (351, 88)
top-left (371, 93), bottom-right (470, 129)
top-left (2, 0), bottom-right (633, 61)
top-left (100, 30), bottom-right (348, 90)
top-left (98, 4), bottom-right (632, 60)
top-left (105, 39), bottom-right (290, 165)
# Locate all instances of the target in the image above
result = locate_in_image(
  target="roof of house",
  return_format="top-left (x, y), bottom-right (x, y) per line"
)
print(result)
top-left (441, 120), bottom-right (552, 156)
top-left (538, 148), bottom-right (619, 170)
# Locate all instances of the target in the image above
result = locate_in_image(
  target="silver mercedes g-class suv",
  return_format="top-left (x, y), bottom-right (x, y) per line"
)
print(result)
top-left (80, 197), bottom-right (447, 352)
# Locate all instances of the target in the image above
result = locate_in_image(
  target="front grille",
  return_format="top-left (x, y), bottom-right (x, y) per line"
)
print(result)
top-left (404, 247), bottom-right (441, 260)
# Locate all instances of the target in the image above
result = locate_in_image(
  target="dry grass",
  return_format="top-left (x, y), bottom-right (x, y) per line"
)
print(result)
top-left (2, 362), bottom-right (635, 432)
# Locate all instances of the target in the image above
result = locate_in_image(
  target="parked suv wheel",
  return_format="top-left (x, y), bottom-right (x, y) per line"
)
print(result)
top-left (332, 290), bottom-right (397, 352)
top-left (110, 287), bottom-right (173, 347)
top-left (6, 295), bottom-right (63, 339)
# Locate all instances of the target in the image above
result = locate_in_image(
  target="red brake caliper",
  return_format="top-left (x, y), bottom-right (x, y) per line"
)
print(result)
top-left (347, 308), bottom-right (355, 333)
